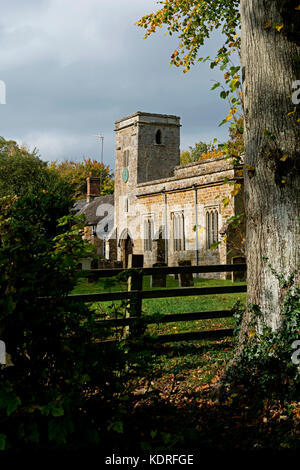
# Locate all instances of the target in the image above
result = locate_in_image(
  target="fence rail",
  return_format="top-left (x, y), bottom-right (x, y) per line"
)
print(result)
top-left (40, 262), bottom-right (247, 344)
top-left (78, 262), bottom-right (247, 278)
top-left (74, 261), bottom-right (247, 344)
top-left (68, 284), bottom-right (246, 303)
top-left (93, 310), bottom-right (234, 328)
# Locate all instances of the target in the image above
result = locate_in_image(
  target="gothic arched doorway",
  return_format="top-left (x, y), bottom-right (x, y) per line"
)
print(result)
top-left (119, 228), bottom-right (134, 268)
top-left (118, 231), bottom-right (133, 268)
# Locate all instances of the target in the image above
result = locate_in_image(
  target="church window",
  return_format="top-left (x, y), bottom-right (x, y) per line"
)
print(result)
top-left (155, 129), bottom-right (162, 145)
top-left (172, 212), bottom-right (185, 251)
top-left (206, 209), bottom-right (219, 248)
top-left (144, 217), bottom-right (153, 252)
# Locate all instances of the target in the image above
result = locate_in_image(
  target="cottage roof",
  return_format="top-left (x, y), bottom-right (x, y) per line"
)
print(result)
top-left (73, 194), bottom-right (114, 226)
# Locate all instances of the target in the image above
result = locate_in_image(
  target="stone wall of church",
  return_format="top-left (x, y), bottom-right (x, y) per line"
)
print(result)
top-left (131, 157), bottom-right (244, 278)
top-left (113, 112), bottom-right (245, 277)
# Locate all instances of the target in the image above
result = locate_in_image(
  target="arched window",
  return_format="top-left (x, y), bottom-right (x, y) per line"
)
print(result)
top-left (144, 217), bottom-right (153, 251)
top-left (206, 209), bottom-right (219, 248)
top-left (123, 149), bottom-right (129, 167)
top-left (213, 210), bottom-right (218, 243)
top-left (206, 212), bottom-right (211, 248)
top-left (124, 197), bottom-right (128, 213)
top-left (155, 129), bottom-right (162, 145)
top-left (173, 212), bottom-right (185, 251)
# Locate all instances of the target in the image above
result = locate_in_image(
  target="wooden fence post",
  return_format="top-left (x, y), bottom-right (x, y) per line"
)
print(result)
top-left (125, 254), bottom-right (144, 338)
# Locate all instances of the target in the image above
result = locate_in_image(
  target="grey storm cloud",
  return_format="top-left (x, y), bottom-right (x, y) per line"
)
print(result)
top-left (0, 0), bottom-right (234, 170)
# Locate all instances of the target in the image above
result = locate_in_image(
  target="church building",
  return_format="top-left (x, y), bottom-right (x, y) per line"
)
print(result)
top-left (113, 111), bottom-right (245, 276)
top-left (78, 111), bottom-right (245, 279)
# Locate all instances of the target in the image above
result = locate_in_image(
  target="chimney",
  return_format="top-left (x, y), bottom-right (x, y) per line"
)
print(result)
top-left (86, 172), bottom-right (100, 202)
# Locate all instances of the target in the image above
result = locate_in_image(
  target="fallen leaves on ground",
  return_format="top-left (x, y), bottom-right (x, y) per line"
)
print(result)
top-left (124, 341), bottom-right (300, 451)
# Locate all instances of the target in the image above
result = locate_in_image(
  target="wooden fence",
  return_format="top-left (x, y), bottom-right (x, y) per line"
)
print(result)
top-left (68, 257), bottom-right (247, 344)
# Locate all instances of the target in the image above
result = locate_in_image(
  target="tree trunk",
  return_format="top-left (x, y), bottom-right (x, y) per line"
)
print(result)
top-left (240, 0), bottom-right (300, 337)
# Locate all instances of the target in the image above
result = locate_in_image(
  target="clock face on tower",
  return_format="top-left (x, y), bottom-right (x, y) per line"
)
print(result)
top-left (122, 167), bottom-right (129, 183)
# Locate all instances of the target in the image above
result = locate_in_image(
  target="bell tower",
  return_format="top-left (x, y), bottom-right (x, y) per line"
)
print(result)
top-left (114, 111), bottom-right (181, 262)
top-left (114, 111), bottom-right (180, 192)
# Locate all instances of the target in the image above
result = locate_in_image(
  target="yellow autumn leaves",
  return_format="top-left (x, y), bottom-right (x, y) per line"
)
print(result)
top-left (264, 20), bottom-right (284, 32)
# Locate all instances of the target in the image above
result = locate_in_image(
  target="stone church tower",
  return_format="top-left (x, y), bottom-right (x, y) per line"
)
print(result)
top-left (114, 111), bottom-right (181, 266)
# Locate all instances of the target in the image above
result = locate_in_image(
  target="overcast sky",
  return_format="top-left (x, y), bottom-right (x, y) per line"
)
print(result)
top-left (0, 0), bottom-right (236, 170)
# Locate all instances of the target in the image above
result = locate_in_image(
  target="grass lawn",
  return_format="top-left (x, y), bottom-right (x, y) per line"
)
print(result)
top-left (73, 274), bottom-right (240, 390)
top-left (72, 274), bottom-right (246, 386)
top-left (72, 274), bottom-right (246, 339)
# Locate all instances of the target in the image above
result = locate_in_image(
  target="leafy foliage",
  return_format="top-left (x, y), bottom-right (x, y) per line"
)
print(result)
top-left (137, 0), bottom-right (242, 124)
top-left (221, 115), bottom-right (244, 164)
top-left (224, 273), bottom-right (300, 401)
top-left (180, 131), bottom-right (243, 166)
top-left (50, 158), bottom-right (114, 199)
top-left (200, 147), bottom-right (225, 160)
top-left (188, 141), bottom-right (209, 161)
top-left (180, 141), bottom-right (214, 164)
top-left (0, 193), bottom-right (155, 450)
top-left (179, 149), bottom-right (192, 165)
top-left (137, 0), bottom-right (240, 72)
top-left (179, 114), bottom-right (244, 167)
top-left (0, 137), bottom-right (74, 210)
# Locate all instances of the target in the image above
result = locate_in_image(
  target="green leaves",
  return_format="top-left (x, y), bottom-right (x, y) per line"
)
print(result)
top-left (263, 129), bottom-right (276, 141)
top-left (7, 396), bottom-right (21, 417)
top-left (0, 434), bottom-right (6, 451)
top-left (222, 196), bottom-right (230, 207)
top-left (220, 90), bottom-right (229, 99)
top-left (0, 138), bottom-right (74, 210)
top-left (226, 212), bottom-right (245, 229)
top-left (50, 157), bottom-right (114, 199)
top-left (48, 418), bottom-right (75, 445)
top-left (0, 385), bottom-right (21, 417)
top-left (41, 401), bottom-right (65, 418)
top-left (227, 270), bottom-right (300, 401)
top-left (137, 0), bottom-right (243, 145)
top-left (211, 81), bottom-right (221, 90)
top-left (137, 0), bottom-right (240, 73)
top-left (108, 420), bottom-right (124, 434)
top-left (0, 186), bottom-right (157, 451)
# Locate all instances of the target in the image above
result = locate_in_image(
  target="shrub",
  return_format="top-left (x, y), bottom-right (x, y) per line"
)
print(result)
top-left (224, 272), bottom-right (300, 400)
top-left (0, 193), bottom-right (155, 451)
top-left (0, 137), bottom-right (74, 209)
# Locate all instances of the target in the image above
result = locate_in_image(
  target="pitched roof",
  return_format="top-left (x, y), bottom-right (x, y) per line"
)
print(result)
top-left (73, 194), bottom-right (114, 226)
